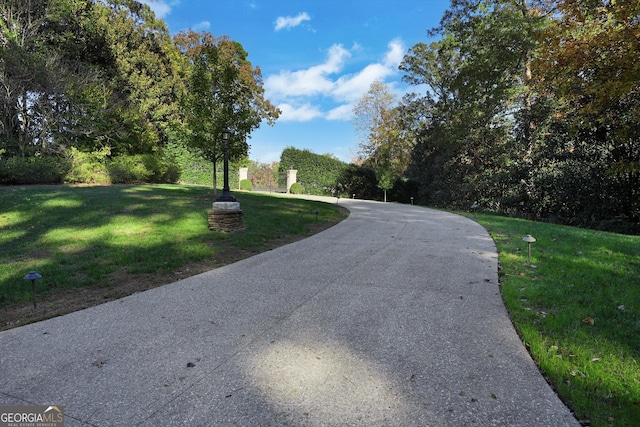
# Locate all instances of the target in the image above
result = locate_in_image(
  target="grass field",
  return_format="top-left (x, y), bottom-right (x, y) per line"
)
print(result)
top-left (0, 184), bottom-right (347, 328)
top-left (466, 212), bottom-right (640, 427)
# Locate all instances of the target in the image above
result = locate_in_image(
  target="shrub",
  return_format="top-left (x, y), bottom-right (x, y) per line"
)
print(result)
top-left (289, 182), bottom-right (303, 194)
top-left (64, 147), bottom-right (110, 184)
top-left (108, 155), bottom-right (152, 183)
top-left (240, 179), bottom-right (253, 191)
top-left (0, 156), bottom-right (68, 185)
top-left (140, 154), bottom-right (181, 183)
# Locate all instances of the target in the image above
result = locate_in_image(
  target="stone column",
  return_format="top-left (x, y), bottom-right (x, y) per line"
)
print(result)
top-left (286, 169), bottom-right (297, 193)
top-left (238, 167), bottom-right (248, 188)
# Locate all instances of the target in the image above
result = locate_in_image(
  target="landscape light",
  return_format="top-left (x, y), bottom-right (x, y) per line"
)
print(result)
top-left (23, 271), bottom-right (42, 309)
top-left (522, 234), bottom-right (536, 264)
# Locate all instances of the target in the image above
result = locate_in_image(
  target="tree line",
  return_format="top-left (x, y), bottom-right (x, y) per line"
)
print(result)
top-left (0, 0), bottom-right (278, 186)
top-left (2, 0), bottom-right (638, 233)
top-left (352, 0), bottom-right (639, 234)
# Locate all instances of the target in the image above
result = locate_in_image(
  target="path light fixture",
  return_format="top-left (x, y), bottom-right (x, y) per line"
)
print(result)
top-left (216, 128), bottom-right (237, 203)
top-left (410, 197), bottom-right (414, 205)
top-left (522, 234), bottom-right (536, 264)
top-left (23, 271), bottom-right (42, 309)
top-left (314, 209), bottom-right (320, 223)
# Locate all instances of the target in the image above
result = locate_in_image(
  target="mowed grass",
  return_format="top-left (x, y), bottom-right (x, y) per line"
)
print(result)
top-left (466, 212), bottom-right (640, 427)
top-left (0, 185), bottom-right (346, 323)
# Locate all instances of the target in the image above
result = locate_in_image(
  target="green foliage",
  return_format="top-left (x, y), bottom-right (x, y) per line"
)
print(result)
top-left (174, 30), bottom-right (280, 191)
top-left (163, 138), bottom-right (213, 185)
top-left (399, 0), bottom-right (639, 232)
top-left (279, 147), bottom-right (348, 195)
top-left (64, 147), bottom-right (111, 184)
top-left (106, 156), bottom-right (152, 184)
top-left (0, 156), bottom-right (68, 185)
top-left (105, 154), bottom-right (180, 184)
top-left (0, 0), bottom-right (183, 158)
top-left (240, 179), bottom-right (253, 191)
top-left (289, 182), bottom-right (303, 194)
top-left (337, 164), bottom-right (379, 200)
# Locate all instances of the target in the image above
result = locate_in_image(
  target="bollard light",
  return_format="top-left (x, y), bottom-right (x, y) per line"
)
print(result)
top-left (23, 271), bottom-right (42, 309)
top-left (313, 209), bottom-right (320, 223)
top-left (522, 234), bottom-right (536, 264)
top-left (410, 197), bottom-right (414, 205)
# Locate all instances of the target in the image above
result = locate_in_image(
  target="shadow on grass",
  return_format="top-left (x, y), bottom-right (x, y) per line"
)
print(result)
top-left (0, 185), bottom-right (347, 328)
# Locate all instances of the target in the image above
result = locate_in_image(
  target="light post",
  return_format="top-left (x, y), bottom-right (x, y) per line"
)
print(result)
top-left (216, 128), bottom-right (236, 202)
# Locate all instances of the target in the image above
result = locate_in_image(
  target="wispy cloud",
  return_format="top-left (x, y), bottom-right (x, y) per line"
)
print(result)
top-left (277, 103), bottom-right (324, 122)
top-left (274, 12), bottom-right (311, 31)
top-left (192, 21), bottom-right (211, 31)
top-left (264, 40), bottom-right (405, 122)
top-left (139, 0), bottom-right (176, 19)
top-left (326, 104), bottom-right (353, 121)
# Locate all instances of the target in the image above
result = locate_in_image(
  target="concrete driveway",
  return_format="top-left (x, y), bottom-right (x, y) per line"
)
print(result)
top-left (0, 198), bottom-right (579, 426)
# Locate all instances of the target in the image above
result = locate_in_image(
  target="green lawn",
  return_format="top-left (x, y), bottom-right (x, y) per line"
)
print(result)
top-left (0, 184), bottom-right (346, 323)
top-left (466, 212), bottom-right (640, 427)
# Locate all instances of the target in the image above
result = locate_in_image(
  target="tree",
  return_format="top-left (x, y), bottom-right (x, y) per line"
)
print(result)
top-left (399, 0), bottom-right (540, 209)
top-left (531, 0), bottom-right (640, 223)
top-left (175, 30), bottom-right (280, 192)
top-left (0, 0), bottom-right (183, 158)
top-left (352, 79), bottom-right (414, 201)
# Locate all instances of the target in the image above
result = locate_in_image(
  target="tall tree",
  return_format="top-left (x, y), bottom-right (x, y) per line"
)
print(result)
top-left (0, 0), bottom-right (182, 157)
top-left (400, 0), bottom-right (540, 209)
top-left (175, 30), bottom-right (279, 191)
top-left (352, 80), bottom-right (412, 200)
top-left (531, 0), bottom-right (640, 222)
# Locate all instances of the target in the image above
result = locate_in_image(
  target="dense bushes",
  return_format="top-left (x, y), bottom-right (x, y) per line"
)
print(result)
top-left (336, 164), bottom-right (378, 200)
top-left (279, 147), bottom-right (347, 196)
top-left (0, 151), bottom-right (180, 185)
top-left (0, 156), bottom-right (68, 185)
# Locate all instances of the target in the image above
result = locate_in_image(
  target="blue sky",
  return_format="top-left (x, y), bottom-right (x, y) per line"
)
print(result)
top-left (142, 0), bottom-right (451, 163)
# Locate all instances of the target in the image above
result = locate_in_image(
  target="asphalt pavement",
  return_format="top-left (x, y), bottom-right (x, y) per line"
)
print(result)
top-left (0, 197), bottom-right (580, 426)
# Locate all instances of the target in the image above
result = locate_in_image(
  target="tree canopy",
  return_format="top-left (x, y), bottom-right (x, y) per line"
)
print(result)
top-left (174, 30), bottom-right (279, 189)
top-left (1, 0), bottom-right (279, 188)
top-left (389, 0), bottom-right (639, 232)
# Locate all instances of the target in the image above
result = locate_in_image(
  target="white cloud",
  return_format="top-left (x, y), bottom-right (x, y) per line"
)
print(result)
top-left (384, 39), bottom-right (405, 68)
top-left (326, 104), bottom-right (353, 121)
top-left (333, 63), bottom-right (394, 102)
top-left (192, 21), bottom-right (211, 31)
top-left (274, 12), bottom-right (311, 31)
top-left (139, 0), bottom-right (175, 19)
top-left (264, 39), bottom-right (406, 123)
top-left (265, 44), bottom-right (350, 99)
top-left (277, 103), bottom-right (324, 122)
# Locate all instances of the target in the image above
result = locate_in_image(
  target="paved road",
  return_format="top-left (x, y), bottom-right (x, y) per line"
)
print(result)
top-left (0, 198), bottom-right (579, 426)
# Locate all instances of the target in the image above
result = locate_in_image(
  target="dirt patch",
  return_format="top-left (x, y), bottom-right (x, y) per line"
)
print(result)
top-left (1, 208), bottom-right (348, 331)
